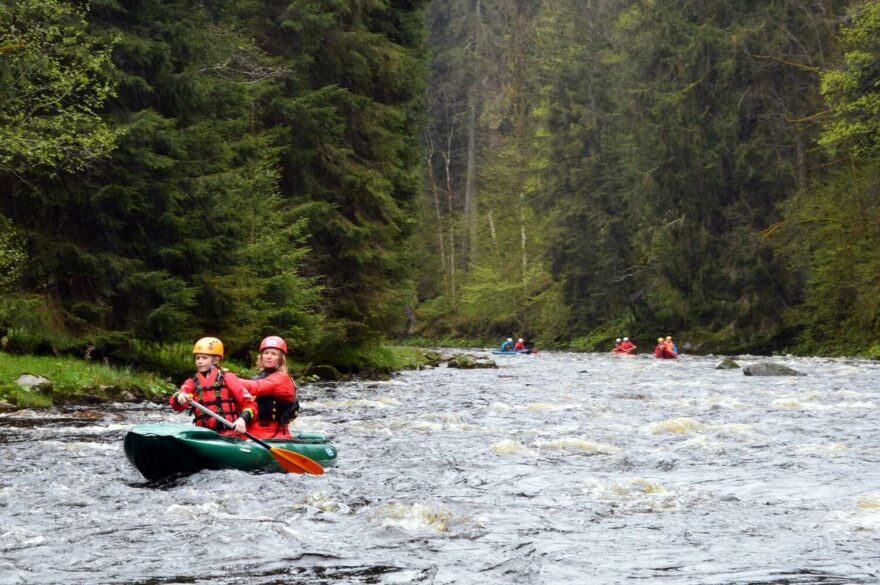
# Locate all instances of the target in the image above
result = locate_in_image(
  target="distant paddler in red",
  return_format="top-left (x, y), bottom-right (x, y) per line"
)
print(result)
top-left (514, 338), bottom-right (526, 350)
top-left (239, 336), bottom-right (299, 439)
top-left (171, 337), bottom-right (257, 436)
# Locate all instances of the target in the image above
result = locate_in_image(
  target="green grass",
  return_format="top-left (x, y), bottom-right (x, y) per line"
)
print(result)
top-left (393, 335), bottom-right (491, 348)
top-left (364, 346), bottom-right (437, 371)
top-left (0, 352), bottom-right (173, 405)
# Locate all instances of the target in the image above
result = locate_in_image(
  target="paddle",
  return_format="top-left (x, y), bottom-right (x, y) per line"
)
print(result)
top-left (187, 398), bottom-right (324, 475)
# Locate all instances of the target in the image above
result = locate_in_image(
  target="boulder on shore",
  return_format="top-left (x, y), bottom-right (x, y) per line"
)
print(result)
top-left (743, 362), bottom-right (805, 377)
top-left (15, 374), bottom-right (53, 392)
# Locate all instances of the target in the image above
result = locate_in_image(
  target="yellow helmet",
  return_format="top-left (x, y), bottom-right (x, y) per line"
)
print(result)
top-left (193, 337), bottom-right (224, 358)
top-left (665, 336), bottom-right (672, 341)
top-left (657, 337), bottom-right (664, 343)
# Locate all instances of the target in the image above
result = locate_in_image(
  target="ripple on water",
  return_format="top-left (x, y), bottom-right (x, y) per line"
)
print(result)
top-left (649, 416), bottom-right (703, 434)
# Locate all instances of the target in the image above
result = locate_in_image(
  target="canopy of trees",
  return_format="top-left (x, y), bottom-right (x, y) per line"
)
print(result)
top-left (413, 0), bottom-right (879, 355)
top-left (0, 0), bottom-right (427, 364)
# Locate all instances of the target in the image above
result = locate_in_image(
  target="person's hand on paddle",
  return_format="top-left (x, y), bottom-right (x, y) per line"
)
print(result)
top-left (232, 418), bottom-right (246, 434)
top-left (176, 392), bottom-right (193, 406)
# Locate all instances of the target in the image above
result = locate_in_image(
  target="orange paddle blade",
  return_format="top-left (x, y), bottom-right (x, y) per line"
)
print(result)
top-left (269, 447), bottom-right (324, 475)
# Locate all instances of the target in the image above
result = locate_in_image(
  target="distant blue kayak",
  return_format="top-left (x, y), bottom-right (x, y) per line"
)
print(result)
top-left (492, 349), bottom-right (533, 355)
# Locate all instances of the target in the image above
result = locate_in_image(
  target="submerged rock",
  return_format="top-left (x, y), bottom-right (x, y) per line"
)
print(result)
top-left (743, 362), bottom-right (805, 376)
top-left (716, 358), bottom-right (740, 370)
top-left (447, 355), bottom-right (496, 369)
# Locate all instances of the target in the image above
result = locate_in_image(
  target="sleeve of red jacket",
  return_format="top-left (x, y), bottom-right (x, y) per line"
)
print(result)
top-left (223, 372), bottom-right (257, 423)
top-left (169, 377), bottom-right (195, 412)
top-left (240, 371), bottom-right (295, 401)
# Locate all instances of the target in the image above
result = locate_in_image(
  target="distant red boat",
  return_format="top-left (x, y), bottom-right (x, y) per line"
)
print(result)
top-left (654, 347), bottom-right (678, 359)
top-left (611, 348), bottom-right (637, 355)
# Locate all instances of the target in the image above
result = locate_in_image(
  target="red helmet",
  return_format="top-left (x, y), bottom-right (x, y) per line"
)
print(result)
top-left (259, 335), bottom-right (287, 354)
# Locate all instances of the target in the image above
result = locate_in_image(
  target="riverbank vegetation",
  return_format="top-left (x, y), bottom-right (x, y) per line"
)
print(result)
top-left (0, 352), bottom-right (169, 407)
top-left (0, 346), bottom-right (437, 408)
top-left (2, 1), bottom-right (878, 365)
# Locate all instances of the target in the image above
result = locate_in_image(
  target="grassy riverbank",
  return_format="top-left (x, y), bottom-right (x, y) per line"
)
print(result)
top-left (0, 352), bottom-right (172, 408)
top-left (0, 346), bottom-right (438, 408)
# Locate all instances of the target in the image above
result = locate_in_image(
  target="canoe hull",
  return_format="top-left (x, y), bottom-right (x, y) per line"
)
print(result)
top-left (491, 349), bottom-right (533, 355)
top-left (654, 348), bottom-right (678, 359)
top-left (124, 423), bottom-right (337, 481)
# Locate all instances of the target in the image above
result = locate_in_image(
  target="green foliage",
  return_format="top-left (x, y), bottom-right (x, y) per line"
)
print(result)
top-left (767, 0), bottom-right (880, 356)
top-left (774, 163), bottom-right (880, 351)
top-left (0, 215), bottom-right (25, 291)
top-left (819, 1), bottom-right (880, 161)
top-left (0, 0), bottom-right (117, 174)
top-left (4, 387), bottom-right (53, 408)
top-left (261, 0), bottom-right (429, 343)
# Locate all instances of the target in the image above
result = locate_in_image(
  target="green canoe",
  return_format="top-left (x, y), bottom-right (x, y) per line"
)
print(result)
top-left (124, 423), bottom-right (337, 481)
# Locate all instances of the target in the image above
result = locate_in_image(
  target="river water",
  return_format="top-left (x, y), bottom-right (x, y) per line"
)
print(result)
top-left (1, 351), bottom-right (879, 584)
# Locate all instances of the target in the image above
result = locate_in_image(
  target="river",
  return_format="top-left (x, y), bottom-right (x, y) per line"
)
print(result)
top-left (1, 351), bottom-right (879, 584)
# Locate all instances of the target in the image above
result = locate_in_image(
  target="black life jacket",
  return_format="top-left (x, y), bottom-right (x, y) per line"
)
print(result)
top-left (191, 369), bottom-right (241, 430)
top-left (252, 369), bottom-right (299, 434)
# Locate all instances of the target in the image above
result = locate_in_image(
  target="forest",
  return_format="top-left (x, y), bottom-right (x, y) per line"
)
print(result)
top-left (1, 0), bottom-right (878, 368)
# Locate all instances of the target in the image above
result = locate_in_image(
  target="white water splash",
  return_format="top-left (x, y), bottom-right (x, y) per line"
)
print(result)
top-left (373, 502), bottom-right (453, 533)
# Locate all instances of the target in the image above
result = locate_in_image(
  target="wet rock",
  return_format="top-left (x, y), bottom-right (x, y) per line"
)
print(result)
top-left (615, 393), bottom-right (647, 400)
top-left (16, 374), bottom-right (52, 392)
top-left (83, 394), bottom-right (108, 404)
top-left (447, 355), bottom-right (497, 369)
top-left (439, 353), bottom-right (455, 362)
top-left (0, 400), bottom-right (15, 411)
top-left (716, 358), bottom-right (740, 370)
top-left (72, 410), bottom-right (105, 420)
top-left (314, 364), bottom-right (343, 381)
top-left (422, 351), bottom-right (442, 367)
top-left (743, 362), bottom-right (805, 377)
top-left (118, 391), bottom-right (138, 402)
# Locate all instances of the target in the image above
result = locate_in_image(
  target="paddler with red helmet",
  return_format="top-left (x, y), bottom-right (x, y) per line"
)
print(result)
top-left (238, 335), bottom-right (299, 439)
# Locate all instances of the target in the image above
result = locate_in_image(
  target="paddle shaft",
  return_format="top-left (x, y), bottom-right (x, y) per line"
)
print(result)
top-left (187, 398), bottom-right (275, 452)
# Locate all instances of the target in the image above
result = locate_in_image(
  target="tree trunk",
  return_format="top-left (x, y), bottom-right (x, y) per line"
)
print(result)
top-left (426, 138), bottom-right (448, 298)
top-left (464, 84), bottom-right (478, 264)
top-left (520, 192), bottom-right (528, 286)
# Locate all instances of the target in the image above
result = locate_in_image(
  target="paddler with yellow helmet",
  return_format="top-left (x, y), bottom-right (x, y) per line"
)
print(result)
top-left (170, 337), bottom-right (257, 436)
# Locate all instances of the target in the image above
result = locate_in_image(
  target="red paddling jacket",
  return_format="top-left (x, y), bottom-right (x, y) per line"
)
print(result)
top-left (240, 369), bottom-right (299, 439)
top-left (170, 367), bottom-right (256, 436)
